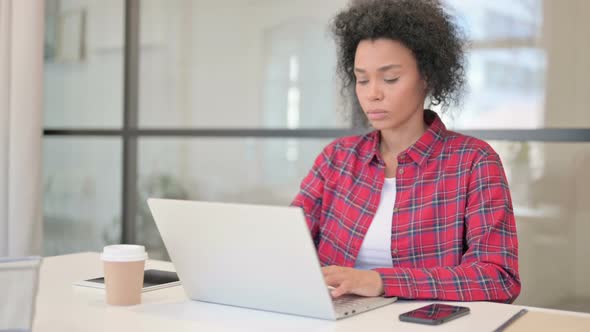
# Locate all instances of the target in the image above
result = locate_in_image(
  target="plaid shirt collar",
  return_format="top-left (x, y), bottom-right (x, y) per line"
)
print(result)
top-left (361, 109), bottom-right (448, 168)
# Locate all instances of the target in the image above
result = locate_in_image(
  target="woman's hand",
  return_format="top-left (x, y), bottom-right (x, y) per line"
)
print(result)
top-left (322, 265), bottom-right (384, 298)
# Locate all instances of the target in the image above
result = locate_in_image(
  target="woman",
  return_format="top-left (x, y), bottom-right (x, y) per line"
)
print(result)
top-left (292, 0), bottom-right (520, 303)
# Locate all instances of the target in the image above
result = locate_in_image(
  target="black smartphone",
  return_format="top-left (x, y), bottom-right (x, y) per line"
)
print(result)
top-left (399, 304), bottom-right (470, 325)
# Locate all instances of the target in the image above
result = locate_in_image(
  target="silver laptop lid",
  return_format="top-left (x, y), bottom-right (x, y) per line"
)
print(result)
top-left (147, 199), bottom-right (336, 320)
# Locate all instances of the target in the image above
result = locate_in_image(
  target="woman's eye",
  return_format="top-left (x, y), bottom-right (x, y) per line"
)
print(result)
top-left (384, 78), bottom-right (399, 84)
top-left (356, 80), bottom-right (369, 85)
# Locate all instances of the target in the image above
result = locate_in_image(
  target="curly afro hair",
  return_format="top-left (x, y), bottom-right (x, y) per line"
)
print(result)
top-left (331, 0), bottom-right (467, 127)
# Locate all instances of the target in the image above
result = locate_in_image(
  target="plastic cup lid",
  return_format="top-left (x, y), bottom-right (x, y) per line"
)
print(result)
top-left (101, 245), bottom-right (148, 262)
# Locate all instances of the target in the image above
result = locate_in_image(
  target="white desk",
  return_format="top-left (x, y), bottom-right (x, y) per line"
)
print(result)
top-left (33, 253), bottom-right (590, 332)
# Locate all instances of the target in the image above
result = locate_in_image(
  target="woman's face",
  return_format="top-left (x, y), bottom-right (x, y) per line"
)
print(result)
top-left (354, 38), bottom-right (427, 131)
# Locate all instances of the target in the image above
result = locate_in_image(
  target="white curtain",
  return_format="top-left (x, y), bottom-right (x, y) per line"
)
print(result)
top-left (0, 0), bottom-right (44, 256)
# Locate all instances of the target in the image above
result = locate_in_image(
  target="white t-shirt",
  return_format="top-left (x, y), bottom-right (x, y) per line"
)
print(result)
top-left (354, 177), bottom-right (396, 270)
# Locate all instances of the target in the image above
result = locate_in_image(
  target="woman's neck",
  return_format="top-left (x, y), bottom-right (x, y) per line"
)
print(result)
top-left (379, 109), bottom-right (428, 159)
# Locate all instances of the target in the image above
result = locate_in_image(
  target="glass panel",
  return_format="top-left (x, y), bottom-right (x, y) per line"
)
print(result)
top-left (138, 137), bottom-right (590, 313)
top-left (442, 0), bottom-right (590, 129)
top-left (138, 0), bottom-right (590, 129)
top-left (43, 138), bottom-right (122, 255)
top-left (138, 0), bottom-right (349, 128)
top-left (447, 0), bottom-right (543, 42)
top-left (448, 48), bottom-right (546, 129)
top-left (490, 141), bottom-right (590, 313)
top-left (44, 0), bottom-right (124, 128)
top-left (137, 138), bottom-right (330, 260)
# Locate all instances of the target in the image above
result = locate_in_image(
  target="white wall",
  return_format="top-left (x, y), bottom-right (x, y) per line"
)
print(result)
top-left (544, 0), bottom-right (590, 300)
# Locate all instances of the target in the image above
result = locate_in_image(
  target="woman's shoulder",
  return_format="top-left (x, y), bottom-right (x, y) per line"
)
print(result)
top-left (442, 129), bottom-right (500, 162)
top-left (311, 131), bottom-right (377, 172)
top-left (322, 131), bottom-right (377, 157)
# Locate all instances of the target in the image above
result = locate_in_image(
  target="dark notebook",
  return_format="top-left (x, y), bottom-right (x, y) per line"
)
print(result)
top-left (78, 269), bottom-right (180, 291)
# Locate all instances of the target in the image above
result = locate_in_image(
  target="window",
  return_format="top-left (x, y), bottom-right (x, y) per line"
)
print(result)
top-left (44, 0), bottom-right (590, 313)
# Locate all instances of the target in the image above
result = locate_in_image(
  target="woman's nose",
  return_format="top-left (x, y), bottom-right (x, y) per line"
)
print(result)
top-left (367, 81), bottom-right (383, 101)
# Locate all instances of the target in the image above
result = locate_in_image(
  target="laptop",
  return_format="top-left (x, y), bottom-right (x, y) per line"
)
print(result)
top-left (147, 198), bottom-right (397, 320)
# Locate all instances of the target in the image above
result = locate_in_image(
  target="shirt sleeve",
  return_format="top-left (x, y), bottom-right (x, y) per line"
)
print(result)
top-left (290, 143), bottom-right (334, 246)
top-left (374, 152), bottom-right (521, 303)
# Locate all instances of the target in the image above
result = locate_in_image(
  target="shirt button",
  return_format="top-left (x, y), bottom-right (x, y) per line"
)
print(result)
top-left (398, 168), bottom-right (404, 175)
top-left (392, 248), bottom-right (398, 255)
top-left (393, 207), bottom-right (399, 213)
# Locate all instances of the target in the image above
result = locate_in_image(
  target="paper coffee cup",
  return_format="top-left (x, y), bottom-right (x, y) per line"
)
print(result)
top-left (101, 245), bottom-right (148, 306)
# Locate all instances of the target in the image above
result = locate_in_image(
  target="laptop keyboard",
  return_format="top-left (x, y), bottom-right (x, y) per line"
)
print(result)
top-left (330, 294), bottom-right (397, 318)
top-left (332, 295), bottom-right (383, 310)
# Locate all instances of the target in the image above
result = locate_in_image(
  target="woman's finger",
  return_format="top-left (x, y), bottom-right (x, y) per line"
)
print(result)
top-left (331, 280), bottom-right (351, 298)
top-left (324, 273), bottom-right (345, 286)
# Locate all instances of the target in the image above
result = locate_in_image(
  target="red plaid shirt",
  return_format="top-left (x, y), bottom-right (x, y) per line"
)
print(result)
top-left (292, 110), bottom-right (520, 303)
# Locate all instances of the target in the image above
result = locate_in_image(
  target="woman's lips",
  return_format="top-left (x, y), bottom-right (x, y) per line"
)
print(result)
top-left (366, 110), bottom-right (388, 120)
